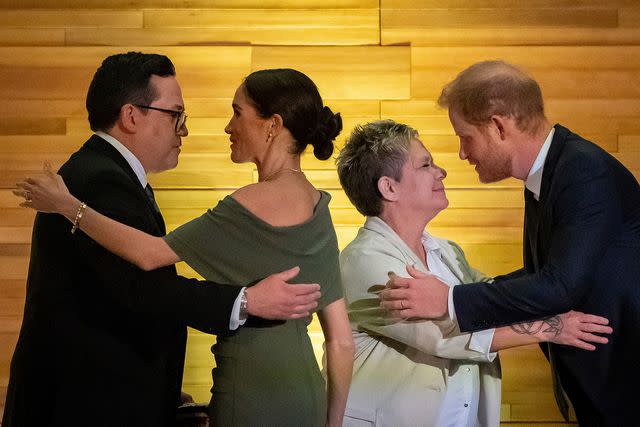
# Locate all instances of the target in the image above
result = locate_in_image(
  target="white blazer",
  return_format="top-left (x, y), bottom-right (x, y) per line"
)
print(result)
top-left (339, 217), bottom-right (501, 427)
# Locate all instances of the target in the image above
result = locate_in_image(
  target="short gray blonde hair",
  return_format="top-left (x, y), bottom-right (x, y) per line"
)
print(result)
top-left (336, 120), bottom-right (418, 217)
top-left (438, 60), bottom-right (546, 134)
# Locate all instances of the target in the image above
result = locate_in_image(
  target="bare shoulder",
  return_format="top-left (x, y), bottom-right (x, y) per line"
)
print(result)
top-left (230, 182), bottom-right (263, 206)
top-left (231, 181), bottom-right (320, 226)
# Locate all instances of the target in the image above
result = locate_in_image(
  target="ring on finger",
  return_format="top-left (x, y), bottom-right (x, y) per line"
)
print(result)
top-left (24, 191), bottom-right (32, 202)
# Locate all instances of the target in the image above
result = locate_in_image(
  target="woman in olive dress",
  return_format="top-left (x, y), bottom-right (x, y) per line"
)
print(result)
top-left (19, 69), bottom-right (354, 427)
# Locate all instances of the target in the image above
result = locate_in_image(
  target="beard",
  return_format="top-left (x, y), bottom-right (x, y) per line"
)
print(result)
top-left (474, 152), bottom-right (512, 183)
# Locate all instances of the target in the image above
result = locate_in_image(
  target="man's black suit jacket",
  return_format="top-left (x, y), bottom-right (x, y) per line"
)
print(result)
top-left (3, 135), bottom-right (241, 426)
top-left (453, 125), bottom-right (640, 425)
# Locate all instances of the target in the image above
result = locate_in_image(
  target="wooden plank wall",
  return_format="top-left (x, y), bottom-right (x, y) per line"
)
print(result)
top-left (1, 0), bottom-right (639, 424)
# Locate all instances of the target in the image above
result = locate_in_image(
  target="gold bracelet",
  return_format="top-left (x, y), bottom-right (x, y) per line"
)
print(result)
top-left (70, 202), bottom-right (87, 234)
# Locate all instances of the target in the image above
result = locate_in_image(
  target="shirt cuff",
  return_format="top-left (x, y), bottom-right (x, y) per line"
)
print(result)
top-left (448, 285), bottom-right (457, 322)
top-left (229, 287), bottom-right (247, 331)
top-left (469, 327), bottom-right (498, 362)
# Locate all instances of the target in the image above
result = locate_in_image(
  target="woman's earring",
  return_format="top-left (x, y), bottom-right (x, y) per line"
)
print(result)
top-left (267, 132), bottom-right (273, 143)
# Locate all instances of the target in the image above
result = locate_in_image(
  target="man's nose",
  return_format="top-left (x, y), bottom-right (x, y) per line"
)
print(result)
top-left (459, 145), bottom-right (467, 160)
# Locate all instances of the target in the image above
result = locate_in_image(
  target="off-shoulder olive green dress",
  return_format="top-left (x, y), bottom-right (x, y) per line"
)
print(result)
top-left (164, 190), bottom-right (343, 427)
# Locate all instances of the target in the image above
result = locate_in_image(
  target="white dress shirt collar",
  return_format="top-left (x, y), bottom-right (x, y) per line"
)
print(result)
top-left (94, 131), bottom-right (147, 188)
top-left (524, 127), bottom-right (555, 201)
top-left (421, 232), bottom-right (442, 259)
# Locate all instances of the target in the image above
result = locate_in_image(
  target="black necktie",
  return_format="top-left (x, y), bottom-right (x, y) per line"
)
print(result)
top-left (144, 184), bottom-right (160, 213)
top-left (524, 189), bottom-right (540, 271)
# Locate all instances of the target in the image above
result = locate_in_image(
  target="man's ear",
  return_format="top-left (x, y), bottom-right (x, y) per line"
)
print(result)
top-left (490, 115), bottom-right (510, 141)
top-left (119, 104), bottom-right (138, 133)
top-left (377, 176), bottom-right (400, 202)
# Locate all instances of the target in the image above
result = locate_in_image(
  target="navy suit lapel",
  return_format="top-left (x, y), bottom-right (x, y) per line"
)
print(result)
top-left (84, 135), bottom-right (166, 234)
top-left (524, 124), bottom-right (570, 271)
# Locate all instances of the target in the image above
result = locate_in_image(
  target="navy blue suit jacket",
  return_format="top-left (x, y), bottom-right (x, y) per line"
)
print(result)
top-left (453, 125), bottom-right (640, 425)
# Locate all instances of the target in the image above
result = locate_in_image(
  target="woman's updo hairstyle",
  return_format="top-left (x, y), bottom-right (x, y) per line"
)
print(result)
top-left (243, 68), bottom-right (342, 160)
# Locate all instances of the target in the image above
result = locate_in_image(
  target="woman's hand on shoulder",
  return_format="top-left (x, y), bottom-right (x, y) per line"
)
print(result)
top-left (14, 163), bottom-right (78, 215)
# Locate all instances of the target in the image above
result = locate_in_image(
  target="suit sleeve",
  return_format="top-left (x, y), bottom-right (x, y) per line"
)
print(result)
top-left (341, 245), bottom-right (495, 362)
top-left (454, 152), bottom-right (622, 331)
top-left (64, 168), bottom-right (239, 336)
top-left (493, 268), bottom-right (527, 282)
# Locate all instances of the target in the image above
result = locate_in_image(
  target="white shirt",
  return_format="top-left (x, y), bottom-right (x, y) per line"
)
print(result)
top-left (423, 233), bottom-right (496, 427)
top-left (525, 127), bottom-right (555, 200)
top-left (95, 132), bottom-right (245, 330)
top-left (448, 127), bottom-right (556, 320)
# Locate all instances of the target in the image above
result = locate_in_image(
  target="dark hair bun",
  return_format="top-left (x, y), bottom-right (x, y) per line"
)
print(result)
top-left (308, 106), bottom-right (342, 160)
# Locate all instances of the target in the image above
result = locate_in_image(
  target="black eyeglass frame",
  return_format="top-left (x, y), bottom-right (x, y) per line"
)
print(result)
top-left (133, 104), bottom-right (187, 133)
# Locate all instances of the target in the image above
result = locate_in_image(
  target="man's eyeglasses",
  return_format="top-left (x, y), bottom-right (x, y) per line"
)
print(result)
top-left (133, 104), bottom-right (187, 133)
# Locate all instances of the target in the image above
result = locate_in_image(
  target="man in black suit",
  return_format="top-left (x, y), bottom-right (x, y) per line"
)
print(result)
top-left (380, 60), bottom-right (640, 425)
top-left (3, 52), bottom-right (321, 426)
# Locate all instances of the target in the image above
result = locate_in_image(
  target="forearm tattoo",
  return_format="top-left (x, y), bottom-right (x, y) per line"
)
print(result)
top-left (510, 315), bottom-right (564, 337)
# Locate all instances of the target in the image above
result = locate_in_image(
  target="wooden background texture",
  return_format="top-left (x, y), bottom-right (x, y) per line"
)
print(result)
top-left (0, 1), bottom-right (639, 425)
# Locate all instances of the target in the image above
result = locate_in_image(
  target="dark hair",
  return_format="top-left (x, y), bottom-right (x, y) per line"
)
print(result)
top-left (243, 68), bottom-right (342, 160)
top-left (86, 52), bottom-right (176, 132)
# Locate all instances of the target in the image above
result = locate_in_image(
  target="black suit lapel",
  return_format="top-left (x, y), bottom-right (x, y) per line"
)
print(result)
top-left (84, 135), bottom-right (165, 234)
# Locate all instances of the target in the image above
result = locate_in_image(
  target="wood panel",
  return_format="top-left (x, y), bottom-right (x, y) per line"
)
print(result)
top-left (0, 136), bottom-right (85, 153)
top-left (0, 29), bottom-right (64, 46)
top-left (252, 47), bottom-right (411, 100)
top-left (0, 46), bottom-right (249, 67)
top-left (384, 27), bottom-right (640, 47)
top-left (1, 0), bottom-right (378, 8)
top-left (411, 46), bottom-right (640, 70)
top-left (384, 0), bottom-right (634, 7)
top-left (1, 2), bottom-right (638, 425)
top-left (0, 47), bottom-right (251, 101)
top-left (0, 118), bottom-right (65, 135)
top-left (0, 10), bottom-right (142, 28)
top-left (140, 9), bottom-right (378, 46)
top-left (382, 2), bottom-right (636, 46)
top-left (384, 8), bottom-right (618, 30)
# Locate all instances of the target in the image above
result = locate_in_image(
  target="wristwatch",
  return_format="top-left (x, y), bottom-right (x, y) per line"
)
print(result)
top-left (239, 288), bottom-right (249, 321)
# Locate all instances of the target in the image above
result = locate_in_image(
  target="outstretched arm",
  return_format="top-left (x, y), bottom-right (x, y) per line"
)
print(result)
top-left (491, 310), bottom-right (611, 352)
top-left (16, 169), bottom-right (323, 323)
top-left (17, 169), bottom-right (179, 270)
top-left (381, 266), bottom-right (611, 352)
top-left (454, 155), bottom-right (623, 330)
